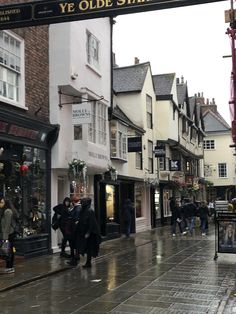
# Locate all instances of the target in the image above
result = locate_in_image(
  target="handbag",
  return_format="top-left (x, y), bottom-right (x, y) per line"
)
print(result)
top-left (0, 240), bottom-right (10, 257)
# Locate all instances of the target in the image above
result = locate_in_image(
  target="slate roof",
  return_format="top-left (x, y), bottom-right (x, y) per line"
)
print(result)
top-left (203, 109), bottom-right (231, 133)
top-left (113, 62), bottom-right (150, 93)
top-left (152, 73), bottom-right (175, 96)
top-left (177, 82), bottom-right (188, 106)
top-left (189, 96), bottom-right (196, 120)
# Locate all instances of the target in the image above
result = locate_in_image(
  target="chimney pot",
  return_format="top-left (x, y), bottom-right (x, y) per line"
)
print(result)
top-left (134, 57), bottom-right (139, 65)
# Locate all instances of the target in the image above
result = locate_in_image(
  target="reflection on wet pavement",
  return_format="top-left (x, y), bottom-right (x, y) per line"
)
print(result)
top-left (0, 226), bottom-right (236, 313)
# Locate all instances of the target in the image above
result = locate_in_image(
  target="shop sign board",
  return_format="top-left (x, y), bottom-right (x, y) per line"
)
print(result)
top-left (72, 103), bottom-right (92, 124)
top-left (217, 212), bottom-right (236, 254)
top-left (0, 0), bottom-right (226, 30)
top-left (169, 160), bottom-right (180, 171)
top-left (154, 143), bottom-right (165, 157)
top-left (128, 136), bottom-right (142, 152)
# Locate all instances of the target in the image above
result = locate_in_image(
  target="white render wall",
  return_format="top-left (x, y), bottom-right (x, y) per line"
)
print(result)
top-left (204, 132), bottom-right (236, 187)
top-left (49, 18), bottom-right (111, 171)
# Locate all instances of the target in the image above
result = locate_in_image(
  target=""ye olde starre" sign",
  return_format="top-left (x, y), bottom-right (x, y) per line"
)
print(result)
top-left (0, 0), bottom-right (225, 30)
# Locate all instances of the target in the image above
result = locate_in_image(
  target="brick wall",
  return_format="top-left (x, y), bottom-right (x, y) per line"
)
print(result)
top-left (1, 0), bottom-right (50, 123)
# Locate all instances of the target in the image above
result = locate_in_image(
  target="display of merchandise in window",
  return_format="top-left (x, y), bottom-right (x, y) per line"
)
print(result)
top-left (0, 143), bottom-right (47, 238)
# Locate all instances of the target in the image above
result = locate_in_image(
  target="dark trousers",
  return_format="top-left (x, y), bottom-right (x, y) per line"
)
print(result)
top-left (5, 233), bottom-right (14, 268)
top-left (124, 220), bottom-right (131, 237)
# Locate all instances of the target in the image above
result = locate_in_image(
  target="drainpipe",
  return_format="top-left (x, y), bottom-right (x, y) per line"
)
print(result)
top-left (109, 17), bottom-right (114, 120)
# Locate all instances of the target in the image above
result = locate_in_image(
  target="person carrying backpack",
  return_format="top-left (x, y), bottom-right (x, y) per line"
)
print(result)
top-left (0, 195), bottom-right (16, 274)
top-left (52, 197), bottom-right (72, 258)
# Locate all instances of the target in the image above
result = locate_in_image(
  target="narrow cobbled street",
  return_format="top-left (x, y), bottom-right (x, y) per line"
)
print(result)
top-left (1, 225), bottom-right (236, 313)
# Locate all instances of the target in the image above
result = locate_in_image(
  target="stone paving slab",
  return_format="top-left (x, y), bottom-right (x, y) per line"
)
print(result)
top-left (1, 226), bottom-right (236, 313)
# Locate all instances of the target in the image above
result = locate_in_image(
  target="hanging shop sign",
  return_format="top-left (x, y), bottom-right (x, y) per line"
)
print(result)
top-left (128, 136), bottom-right (142, 152)
top-left (0, 0), bottom-right (225, 30)
top-left (169, 160), bottom-right (181, 171)
top-left (154, 143), bottom-right (165, 157)
top-left (72, 103), bottom-right (92, 124)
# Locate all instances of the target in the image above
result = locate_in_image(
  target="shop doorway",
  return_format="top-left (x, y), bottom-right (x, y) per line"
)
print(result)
top-left (99, 182), bottom-right (120, 239)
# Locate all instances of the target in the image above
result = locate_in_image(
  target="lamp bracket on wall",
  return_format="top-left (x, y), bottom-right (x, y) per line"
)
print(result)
top-left (58, 88), bottom-right (104, 109)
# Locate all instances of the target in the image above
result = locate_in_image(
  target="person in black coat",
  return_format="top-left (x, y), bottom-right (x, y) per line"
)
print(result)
top-left (52, 197), bottom-right (71, 258)
top-left (75, 197), bottom-right (101, 268)
top-left (66, 196), bottom-right (81, 266)
top-left (122, 199), bottom-right (134, 238)
top-left (198, 201), bottom-right (209, 236)
top-left (170, 197), bottom-right (186, 236)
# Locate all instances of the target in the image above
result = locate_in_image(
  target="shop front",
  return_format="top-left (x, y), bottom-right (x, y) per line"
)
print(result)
top-left (0, 108), bottom-right (58, 257)
top-left (94, 174), bottom-right (135, 240)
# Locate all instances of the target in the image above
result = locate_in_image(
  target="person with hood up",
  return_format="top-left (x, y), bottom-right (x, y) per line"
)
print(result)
top-left (74, 197), bottom-right (101, 268)
top-left (52, 197), bottom-right (72, 258)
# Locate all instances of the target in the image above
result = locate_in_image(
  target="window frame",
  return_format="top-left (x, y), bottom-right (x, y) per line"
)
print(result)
top-left (148, 140), bottom-right (153, 174)
top-left (110, 120), bottom-right (127, 160)
top-left (218, 163), bottom-right (227, 178)
top-left (146, 94), bottom-right (153, 129)
top-left (86, 30), bottom-right (100, 71)
top-left (0, 30), bottom-right (25, 108)
top-left (204, 139), bottom-right (215, 150)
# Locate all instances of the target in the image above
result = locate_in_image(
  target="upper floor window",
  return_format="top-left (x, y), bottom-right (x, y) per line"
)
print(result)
top-left (88, 101), bottom-right (107, 145)
top-left (204, 140), bottom-right (215, 150)
top-left (135, 152), bottom-right (142, 170)
top-left (218, 163), bottom-right (227, 178)
top-left (191, 127), bottom-right (197, 140)
top-left (0, 31), bottom-right (24, 106)
top-left (148, 140), bottom-right (153, 173)
top-left (146, 94), bottom-right (152, 129)
top-left (110, 121), bottom-right (127, 160)
top-left (158, 157), bottom-right (165, 171)
top-left (182, 117), bottom-right (188, 134)
top-left (86, 31), bottom-right (100, 70)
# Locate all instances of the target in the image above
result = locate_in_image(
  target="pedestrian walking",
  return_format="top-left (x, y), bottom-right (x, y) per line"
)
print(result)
top-left (75, 197), bottom-right (101, 268)
top-left (0, 195), bottom-right (16, 274)
top-left (198, 201), bottom-right (209, 236)
top-left (66, 196), bottom-right (81, 266)
top-left (170, 197), bottom-right (186, 237)
top-left (182, 199), bottom-right (197, 235)
top-left (52, 197), bottom-right (72, 258)
top-left (122, 199), bottom-right (134, 238)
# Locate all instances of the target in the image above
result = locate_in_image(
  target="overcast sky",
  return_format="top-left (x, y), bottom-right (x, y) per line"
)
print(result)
top-left (113, 0), bottom-right (232, 124)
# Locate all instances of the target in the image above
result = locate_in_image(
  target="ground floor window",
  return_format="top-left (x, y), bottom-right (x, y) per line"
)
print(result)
top-left (135, 183), bottom-right (143, 218)
top-left (0, 141), bottom-right (47, 237)
top-left (155, 189), bottom-right (161, 219)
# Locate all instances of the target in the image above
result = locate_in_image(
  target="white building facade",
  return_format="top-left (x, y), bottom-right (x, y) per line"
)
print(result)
top-left (49, 18), bottom-right (111, 251)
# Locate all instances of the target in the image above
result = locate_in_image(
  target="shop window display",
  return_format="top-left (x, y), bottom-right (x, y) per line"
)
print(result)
top-left (0, 142), bottom-right (47, 238)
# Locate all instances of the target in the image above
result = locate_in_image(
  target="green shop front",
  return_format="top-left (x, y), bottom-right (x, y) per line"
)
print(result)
top-left (0, 108), bottom-right (58, 257)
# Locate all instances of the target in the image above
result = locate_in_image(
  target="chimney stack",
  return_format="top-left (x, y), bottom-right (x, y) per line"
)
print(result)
top-left (134, 57), bottom-right (139, 65)
top-left (181, 75), bottom-right (184, 84)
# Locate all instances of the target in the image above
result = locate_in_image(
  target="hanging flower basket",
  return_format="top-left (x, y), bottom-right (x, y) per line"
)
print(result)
top-left (104, 165), bottom-right (118, 181)
top-left (68, 158), bottom-right (87, 180)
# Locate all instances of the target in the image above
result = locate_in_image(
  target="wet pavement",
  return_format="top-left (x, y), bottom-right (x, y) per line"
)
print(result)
top-left (1, 225), bottom-right (236, 313)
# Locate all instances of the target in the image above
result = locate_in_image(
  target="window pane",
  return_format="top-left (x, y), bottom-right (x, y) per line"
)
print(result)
top-left (0, 31), bottom-right (21, 104)
top-left (218, 163), bottom-right (227, 178)
top-left (74, 125), bottom-right (82, 140)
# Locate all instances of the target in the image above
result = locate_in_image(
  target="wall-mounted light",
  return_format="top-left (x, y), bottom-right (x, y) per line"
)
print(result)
top-left (71, 73), bottom-right (78, 80)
